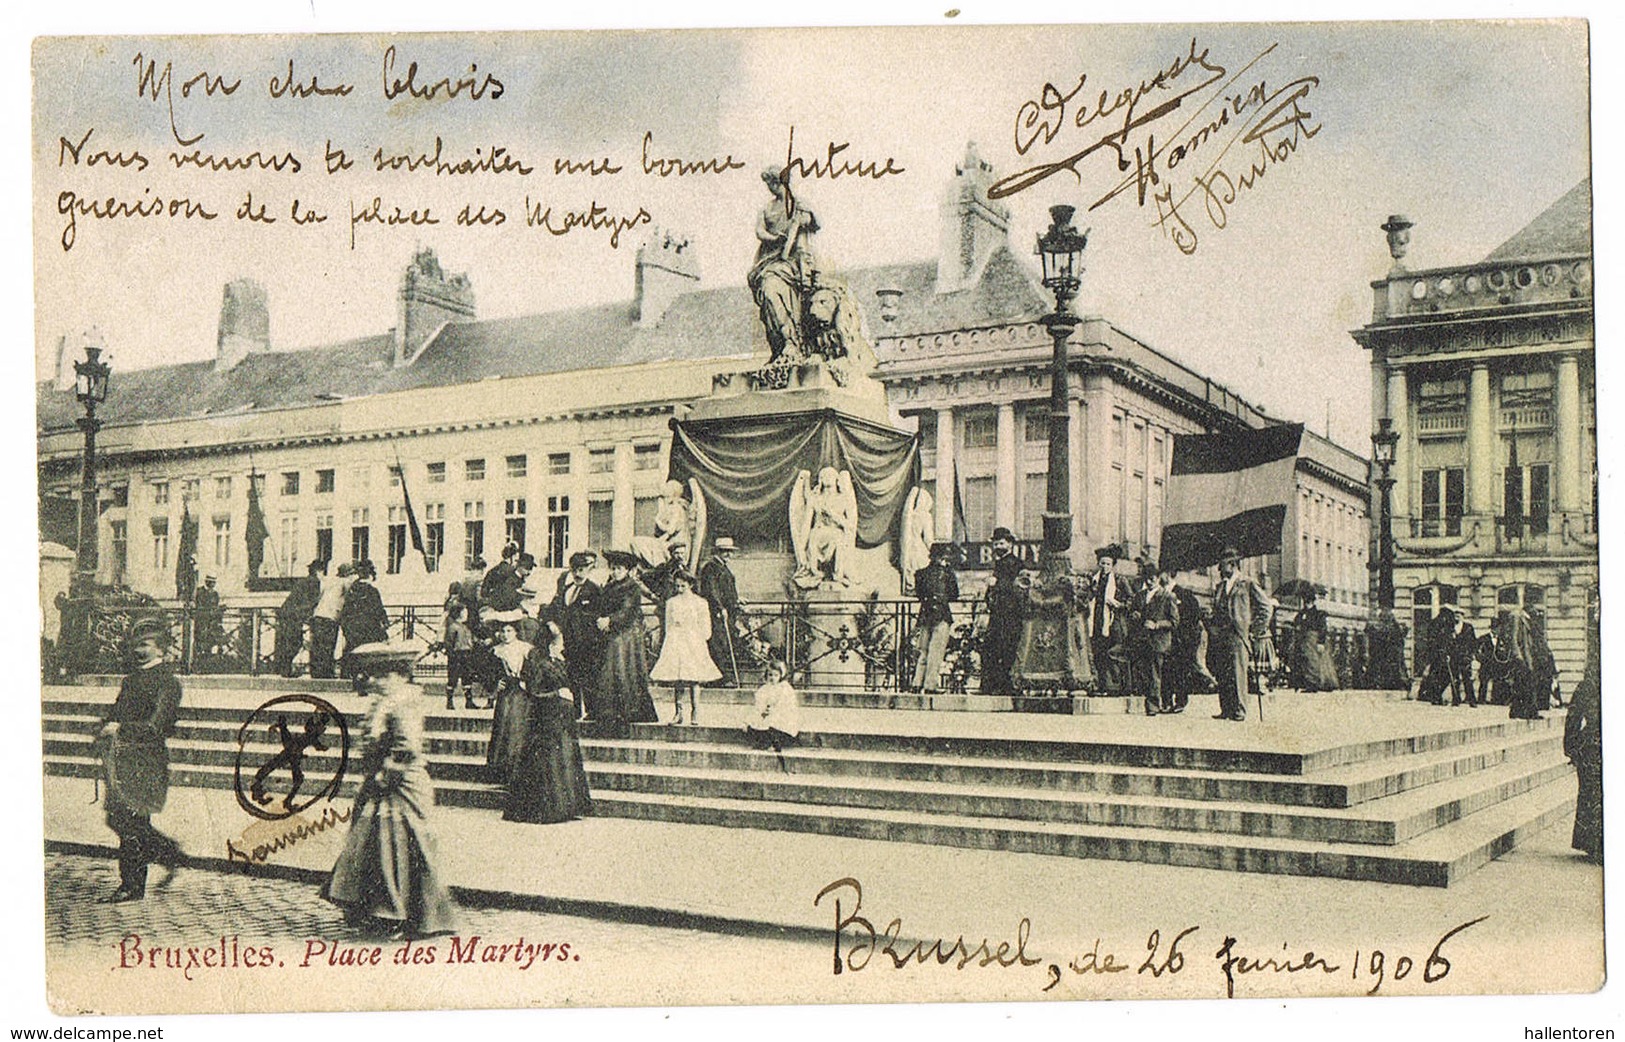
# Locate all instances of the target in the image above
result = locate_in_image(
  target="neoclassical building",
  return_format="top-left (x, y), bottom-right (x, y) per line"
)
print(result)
top-left (38, 147), bottom-right (1370, 632)
top-left (1352, 180), bottom-right (1596, 685)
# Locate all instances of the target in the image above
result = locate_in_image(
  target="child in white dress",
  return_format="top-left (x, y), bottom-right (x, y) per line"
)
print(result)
top-left (745, 657), bottom-right (801, 772)
top-left (649, 571), bottom-right (721, 724)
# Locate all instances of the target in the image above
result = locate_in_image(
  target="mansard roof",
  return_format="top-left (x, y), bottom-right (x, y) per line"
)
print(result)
top-left (1484, 178), bottom-right (1592, 262)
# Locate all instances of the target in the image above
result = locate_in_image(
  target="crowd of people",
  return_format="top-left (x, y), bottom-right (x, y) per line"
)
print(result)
top-left (1412, 601), bottom-right (1563, 718)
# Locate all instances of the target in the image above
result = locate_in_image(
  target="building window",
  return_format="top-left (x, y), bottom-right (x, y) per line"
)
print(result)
top-left (1127, 420), bottom-right (1146, 549)
top-left (505, 498), bottom-right (527, 553)
top-left (152, 481), bottom-right (170, 507)
top-left (464, 501), bottom-right (486, 569)
top-left (466, 459), bottom-right (486, 482)
top-left (1500, 369), bottom-right (1554, 403)
top-left (506, 454), bottom-right (528, 479)
top-left (150, 518), bottom-right (169, 570)
top-left (181, 478), bottom-right (201, 503)
top-left (1021, 473), bottom-right (1046, 540)
top-left (388, 466), bottom-right (403, 490)
top-left (214, 476), bottom-right (232, 500)
top-left (546, 495), bottom-right (570, 569)
top-left (281, 471), bottom-right (300, 496)
top-left (588, 448), bottom-right (615, 475)
top-left (1149, 435), bottom-right (1167, 551)
top-left (351, 507), bottom-right (370, 564)
top-left (548, 452), bottom-right (571, 476)
top-left (315, 468), bottom-right (336, 494)
top-left (212, 516), bottom-right (231, 568)
top-left (109, 484), bottom-right (129, 508)
top-left (633, 444), bottom-right (662, 471)
top-left (424, 503), bottom-right (446, 573)
top-left (1023, 410), bottom-right (1049, 443)
top-left (315, 513), bottom-right (334, 564)
top-left (348, 467), bottom-right (369, 495)
top-left (386, 506), bottom-right (408, 575)
top-left (1419, 467), bottom-right (1465, 537)
top-left (109, 520), bottom-right (128, 586)
top-left (587, 497), bottom-right (613, 549)
top-left (962, 412), bottom-right (997, 450)
top-left (426, 462), bottom-right (446, 484)
top-left (633, 495), bottom-right (659, 537)
top-left (278, 516), bottom-right (299, 574)
top-left (962, 476), bottom-right (995, 541)
top-left (1503, 462), bottom-right (1550, 537)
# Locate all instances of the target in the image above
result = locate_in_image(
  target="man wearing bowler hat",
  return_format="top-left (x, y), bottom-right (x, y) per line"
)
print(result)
top-left (699, 537), bottom-right (744, 686)
top-left (1210, 547), bottom-right (1270, 721)
top-left (912, 542), bottom-right (960, 693)
top-left (549, 550), bottom-right (603, 720)
top-left (980, 527), bottom-right (1023, 696)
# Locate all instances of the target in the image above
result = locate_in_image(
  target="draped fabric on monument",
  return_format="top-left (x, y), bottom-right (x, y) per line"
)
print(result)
top-left (668, 411), bottom-right (920, 548)
top-left (1160, 423), bottom-right (1304, 574)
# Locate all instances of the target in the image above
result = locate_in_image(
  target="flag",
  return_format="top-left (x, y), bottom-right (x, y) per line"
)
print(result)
top-left (396, 463), bottom-right (427, 563)
top-left (245, 472), bottom-right (269, 578)
top-left (175, 503), bottom-right (199, 601)
top-left (1159, 423), bottom-right (1303, 573)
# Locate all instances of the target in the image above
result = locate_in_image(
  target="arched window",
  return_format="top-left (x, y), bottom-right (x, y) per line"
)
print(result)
top-left (1496, 583), bottom-right (1545, 612)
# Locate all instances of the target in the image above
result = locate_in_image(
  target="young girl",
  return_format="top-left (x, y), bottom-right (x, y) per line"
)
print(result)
top-left (648, 570), bottom-right (721, 724)
top-left (745, 657), bottom-right (801, 772)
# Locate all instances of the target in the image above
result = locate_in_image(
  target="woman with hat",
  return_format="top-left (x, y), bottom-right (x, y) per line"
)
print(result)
top-left (980, 527), bottom-right (1024, 696)
top-left (1290, 586), bottom-right (1340, 692)
top-left (593, 550), bottom-right (660, 737)
top-left (503, 621), bottom-right (594, 825)
top-left (649, 569), bottom-right (721, 724)
top-left (324, 643), bottom-right (458, 938)
top-left (94, 617), bottom-right (184, 902)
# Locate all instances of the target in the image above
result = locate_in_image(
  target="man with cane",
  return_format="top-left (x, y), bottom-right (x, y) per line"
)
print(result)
top-left (700, 537), bottom-right (746, 687)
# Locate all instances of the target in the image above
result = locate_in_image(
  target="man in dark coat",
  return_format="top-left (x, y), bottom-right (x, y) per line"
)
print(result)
top-left (274, 559), bottom-right (325, 677)
top-left (1210, 547), bottom-right (1270, 722)
top-left (1564, 600), bottom-right (1602, 862)
top-left (1416, 608), bottom-right (1459, 705)
top-left (1134, 561), bottom-right (1181, 715)
top-left (1449, 613), bottom-right (1479, 706)
top-left (980, 528), bottom-right (1023, 696)
top-left (193, 575), bottom-right (224, 655)
top-left (698, 537), bottom-right (744, 686)
top-left (95, 618), bottom-right (184, 902)
top-left (549, 551), bottom-right (603, 720)
top-left (1087, 546), bottom-right (1129, 693)
top-left (338, 560), bottom-right (390, 679)
top-left (911, 542), bottom-right (960, 693)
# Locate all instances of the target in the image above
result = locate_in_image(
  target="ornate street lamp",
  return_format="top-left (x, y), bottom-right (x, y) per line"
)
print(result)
top-left (1012, 206), bottom-right (1090, 697)
top-left (71, 337), bottom-right (110, 597)
top-left (1366, 415), bottom-right (1408, 689)
top-left (1035, 205), bottom-right (1088, 564)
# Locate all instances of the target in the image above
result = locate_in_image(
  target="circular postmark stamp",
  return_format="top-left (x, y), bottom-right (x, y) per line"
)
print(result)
top-left (233, 695), bottom-right (350, 821)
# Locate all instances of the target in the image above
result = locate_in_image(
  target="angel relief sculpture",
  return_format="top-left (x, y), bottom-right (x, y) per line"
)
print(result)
top-left (790, 467), bottom-right (858, 589)
top-left (630, 478), bottom-right (708, 572)
top-left (898, 487), bottom-right (935, 594)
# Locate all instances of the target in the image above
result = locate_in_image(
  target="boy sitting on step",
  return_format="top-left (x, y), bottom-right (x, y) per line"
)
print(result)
top-left (745, 657), bottom-right (801, 773)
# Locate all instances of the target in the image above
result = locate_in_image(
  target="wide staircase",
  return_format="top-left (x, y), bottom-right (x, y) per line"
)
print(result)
top-left (43, 679), bottom-right (1575, 888)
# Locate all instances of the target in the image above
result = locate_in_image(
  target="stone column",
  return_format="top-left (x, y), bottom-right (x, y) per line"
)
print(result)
top-left (611, 441), bottom-right (634, 548)
top-left (934, 407), bottom-right (955, 537)
top-left (995, 402), bottom-right (1017, 530)
top-left (1387, 365), bottom-right (1410, 524)
top-left (1555, 352), bottom-right (1583, 515)
top-left (1084, 380), bottom-right (1111, 542)
top-left (1467, 363), bottom-right (1497, 517)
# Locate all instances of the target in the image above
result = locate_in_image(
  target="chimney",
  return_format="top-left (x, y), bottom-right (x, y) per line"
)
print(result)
top-left (936, 142), bottom-right (1012, 294)
top-left (395, 248), bottom-right (475, 367)
top-left (634, 230), bottom-right (701, 327)
top-left (215, 278), bottom-right (271, 372)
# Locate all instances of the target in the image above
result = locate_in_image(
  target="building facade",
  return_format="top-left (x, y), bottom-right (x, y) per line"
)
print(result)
top-left (1353, 181), bottom-right (1596, 687)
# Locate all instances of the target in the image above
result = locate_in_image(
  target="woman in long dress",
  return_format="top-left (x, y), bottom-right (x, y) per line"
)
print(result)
top-left (594, 551), bottom-right (660, 738)
top-left (324, 644), bottom-right (458, 938)
top-left (485, 621), bottom-right (534, 774)
top-left (504, 623), bottom-right (594, 824)
top-left (649, 571), bottom-right (721, 724)
top-left (1291, 590), bottom-right (1341, 692)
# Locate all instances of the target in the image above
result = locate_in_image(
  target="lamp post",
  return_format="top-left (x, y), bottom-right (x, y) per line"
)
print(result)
top-left (1367, 415), bottom-right (1408, 689)
top-left (1036, 205), bottom-right (1089, 569)
top-left (1011, 206), bottom-right (1089, 698)
top-left (71, 339), bottom-right (111, 594)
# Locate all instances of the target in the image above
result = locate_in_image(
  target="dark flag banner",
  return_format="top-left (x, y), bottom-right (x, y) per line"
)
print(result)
top-left (244, 473), bottom-right (270, 579)
top-left (175, 503), bottom-right (198, 601)
top-left (667, 410), bottom-right (920, 550)
top-left (396, 463), bottom-right (427, 563)
top-left (1160, 423), bottom-right (1304, 574)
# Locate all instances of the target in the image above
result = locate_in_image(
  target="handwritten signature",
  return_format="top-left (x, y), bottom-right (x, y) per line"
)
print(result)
top-left (991, 39), bottom-right (1323, 255)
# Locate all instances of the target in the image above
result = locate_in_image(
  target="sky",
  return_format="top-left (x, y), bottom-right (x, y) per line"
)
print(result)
top-left (28, 19), bottom-right (1591, 450)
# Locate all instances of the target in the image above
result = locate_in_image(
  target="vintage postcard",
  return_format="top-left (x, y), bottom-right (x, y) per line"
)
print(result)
top-left (27, 15), bottom-right (1606, 1022)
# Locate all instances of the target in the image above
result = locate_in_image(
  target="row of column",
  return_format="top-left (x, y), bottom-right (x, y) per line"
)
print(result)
top-left (930, 399), bottom-right (1089, 541)
top-left (1381, 350), bottom-right (1585, 524)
